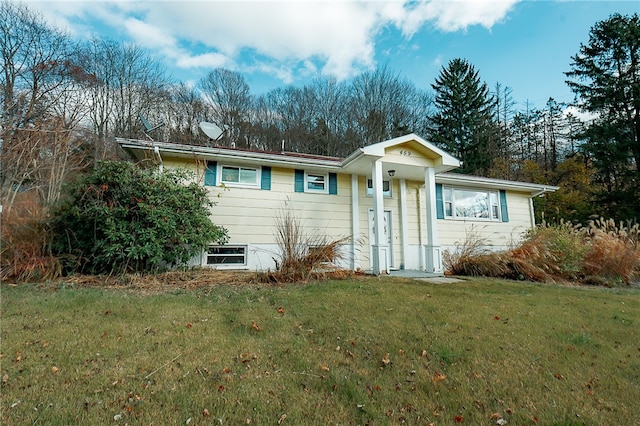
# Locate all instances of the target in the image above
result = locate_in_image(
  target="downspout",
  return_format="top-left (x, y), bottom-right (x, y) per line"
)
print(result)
top-left (351, 174), bottom-right (360, 271)
top-left (529, 188), bottom-right (550, 227)
top-left (153, 145), bottom-right (163, 173)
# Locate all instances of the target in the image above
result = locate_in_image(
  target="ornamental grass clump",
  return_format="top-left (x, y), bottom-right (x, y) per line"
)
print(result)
top-left (258, 208), bottom-right (351, 283)
top-left (580, 218), bottom-right (640, 285)
top-left (444, 219), bottom-right (640, 286)
top-left (1, 196), bottom-right (61, 282)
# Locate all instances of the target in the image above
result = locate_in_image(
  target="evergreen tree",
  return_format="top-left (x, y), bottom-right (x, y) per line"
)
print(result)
top-left (566, 13), bottom-right (640, 220)
top-left (430, 58), bottom-right (495, 175)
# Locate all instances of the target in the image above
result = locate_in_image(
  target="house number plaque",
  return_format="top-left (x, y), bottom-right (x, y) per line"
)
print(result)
top-left (399, 150), bottom-right (412, 156)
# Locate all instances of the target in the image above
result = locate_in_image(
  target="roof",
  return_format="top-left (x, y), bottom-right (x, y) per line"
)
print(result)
top-left (437, 173), bottom-right (559, 195)
top-left (117, 135), bottom-right (557, 194)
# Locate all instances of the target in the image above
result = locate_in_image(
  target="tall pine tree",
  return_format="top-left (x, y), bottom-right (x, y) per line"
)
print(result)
top-left (566, 13), bottom-right (640, 220)
top-left (430, 58), bottom-right (495, 175)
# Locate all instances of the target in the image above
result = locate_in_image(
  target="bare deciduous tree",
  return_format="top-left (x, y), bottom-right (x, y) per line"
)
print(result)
top-left (199, 68), bottom-right (254, 148)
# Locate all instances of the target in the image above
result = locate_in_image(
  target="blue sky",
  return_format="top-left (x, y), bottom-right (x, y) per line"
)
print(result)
top-left (28, 1), bottom-right (639, 110)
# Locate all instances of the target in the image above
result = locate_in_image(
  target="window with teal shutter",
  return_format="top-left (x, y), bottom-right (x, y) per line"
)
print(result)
top-left (329, 173), bottom-right (337, 195)
top-left (205, 161), bottom-right (217, 186)
top-left (294, 169), bottom-right (304, 192)
top-left (435, 184), bottom-right (444, 219)
top-left (261, 166), bottom-right (271, 190)
top-left (499, 190), bottom-right (509, 222)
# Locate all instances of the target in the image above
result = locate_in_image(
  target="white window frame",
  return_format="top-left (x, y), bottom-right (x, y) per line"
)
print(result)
top-left (305, 171), bottom-right (329, 193)
top-left (443, 186), bottom-right (501, 221)
top-left (206, 245), bottom-right (248, 267)
top-left (366, 178), bottom-right (392, 198)
top-left (219, 164), bottom-right (260, 187)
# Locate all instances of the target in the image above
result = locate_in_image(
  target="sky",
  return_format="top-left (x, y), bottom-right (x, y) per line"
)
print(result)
top-left (25, 0), bottom-right (639, 110)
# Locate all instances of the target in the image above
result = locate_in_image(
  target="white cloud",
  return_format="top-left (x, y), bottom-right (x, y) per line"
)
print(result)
top-left (25, 0), bottom-right (520, 84)
top-left (397, 0), bottom-right (520, 35)
top-left (123, 17), bottom-right (175, 50)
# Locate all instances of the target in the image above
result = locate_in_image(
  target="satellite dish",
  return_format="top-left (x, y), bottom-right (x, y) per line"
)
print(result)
top-left (199, 121), bottom-right (224, 141)
top-left (139, 114), bottom-right (165, 140)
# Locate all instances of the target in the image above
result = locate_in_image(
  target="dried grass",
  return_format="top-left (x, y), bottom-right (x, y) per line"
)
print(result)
top-left (55, 269), bottom-right (256, 294)
top-left (444, 218), bottom-right (640, 286)
top-left (581, 218), bottom-right (640, 285)
top-left (257, 207), bottom-right (353, 283)
top-left (1, 193), bottom-right (61, 282)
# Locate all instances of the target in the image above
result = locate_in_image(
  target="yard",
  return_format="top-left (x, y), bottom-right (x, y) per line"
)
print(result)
top-left (1, 272), bottom-right (639, 425)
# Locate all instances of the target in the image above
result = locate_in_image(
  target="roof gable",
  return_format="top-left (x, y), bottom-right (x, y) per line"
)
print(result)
top-left (342, 133), bottom-right (460, 178)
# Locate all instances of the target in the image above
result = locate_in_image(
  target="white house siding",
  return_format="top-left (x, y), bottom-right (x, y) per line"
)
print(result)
top-left (117, 135), bottom-right (558, 274)
top-left (163, 157), bottom-right (534, 272)
top-left (436, 190), bottom-right (533, 253)
top-left (198, 165), bottom-right (355, 270)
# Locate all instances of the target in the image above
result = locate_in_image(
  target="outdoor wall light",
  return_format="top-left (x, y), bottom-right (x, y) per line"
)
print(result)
top-left (388, 170), bottom-right (396, 177)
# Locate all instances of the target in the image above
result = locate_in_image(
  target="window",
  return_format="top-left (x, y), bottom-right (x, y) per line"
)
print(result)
top-left (443, 187), bottom-right (501, 221)
top-left (306, 172), bottom-right (328, 193)
top-left (207, 245), bottom-right (247, 266)
top-left (366, 179), bottom-right (392, 197)
top-left (220, 165), bottom-right (258, 186)
top-left (295, 170), bottom-right (337, 194)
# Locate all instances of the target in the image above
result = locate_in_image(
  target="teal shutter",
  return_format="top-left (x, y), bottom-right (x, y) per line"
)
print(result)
top-left (328, 173), bottom-right (337, 195)
top-left (294, 169), bottom-right (304, 192)
top-left (500, 190), bottom-right (509, 222)
top-left (435, 183), bottom-right (444, 219)
top-left (205, 161), bottom-right (217, 186)
top-left (261, 166), bottom-right (271, 190)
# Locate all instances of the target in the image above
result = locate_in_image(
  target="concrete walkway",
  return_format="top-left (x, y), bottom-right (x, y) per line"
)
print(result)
top-left (387, 270), bottom-right (465, 283)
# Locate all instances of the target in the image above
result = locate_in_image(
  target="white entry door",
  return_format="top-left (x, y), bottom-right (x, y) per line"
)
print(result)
top-left (368, 209), bottom-right (393, 270)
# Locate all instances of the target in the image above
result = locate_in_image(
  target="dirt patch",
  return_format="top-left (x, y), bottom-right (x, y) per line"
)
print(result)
top-left (32, 268), bottom-right (369, 295)
top-left (52, 269), bottom-right (257, 294)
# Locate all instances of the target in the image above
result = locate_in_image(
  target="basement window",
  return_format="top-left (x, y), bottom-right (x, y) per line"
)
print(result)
top-left (207, 245), bottom-right (247, 266)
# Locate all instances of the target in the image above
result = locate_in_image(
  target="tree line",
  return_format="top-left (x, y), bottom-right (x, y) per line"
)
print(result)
top-left (1, 1), bottom-right (638, 223)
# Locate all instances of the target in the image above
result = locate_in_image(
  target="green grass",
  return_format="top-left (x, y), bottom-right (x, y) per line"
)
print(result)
top-left (1, 277), bottom-right (639, 425)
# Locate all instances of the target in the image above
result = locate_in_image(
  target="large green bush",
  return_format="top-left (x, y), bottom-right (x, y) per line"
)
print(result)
top-left (50, 161), bottom-right (228, 274)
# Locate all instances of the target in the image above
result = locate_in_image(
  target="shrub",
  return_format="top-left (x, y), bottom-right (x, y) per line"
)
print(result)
top-left (517, 221), bottom-right (588, 280)
top-left (257, 208), bottom-right (351, 283)
top-left (443, 227), bottom-right (494, 276)
top-left (444, 219), bottom-right (640, 286)
top-left (49, 161), bottom-right (228, 274)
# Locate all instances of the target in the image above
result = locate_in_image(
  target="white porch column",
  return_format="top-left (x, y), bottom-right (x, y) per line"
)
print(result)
top-left (399, 178), bottom-right (409, 270)
top-left (424, 167), bottom-right (442, 273)
top-left (351, 174), bottom-right (360, 271)
top-left (371, 160), bottom-right (388, 274)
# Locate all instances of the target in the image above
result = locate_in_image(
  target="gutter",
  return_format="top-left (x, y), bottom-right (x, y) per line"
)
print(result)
top-left (530, 187), bottom-right (552, 198)
top-left (118, 138), bottom-right (342, 170)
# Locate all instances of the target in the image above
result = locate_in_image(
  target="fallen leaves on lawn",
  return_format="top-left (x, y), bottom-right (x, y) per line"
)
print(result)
top-left (381, 353), bottom-right (391, 367)
top-left (432, 371), bottom-right (447, 384)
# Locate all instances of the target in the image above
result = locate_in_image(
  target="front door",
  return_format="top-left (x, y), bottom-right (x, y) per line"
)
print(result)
top-left (368, 209), bottom-right (393, 270)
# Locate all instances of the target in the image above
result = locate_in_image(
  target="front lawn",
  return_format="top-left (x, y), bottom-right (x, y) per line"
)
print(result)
top-left (1, 276), bottom-right (639, 424)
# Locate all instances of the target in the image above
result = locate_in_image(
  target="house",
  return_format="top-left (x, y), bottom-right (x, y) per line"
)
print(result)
top-left (117, 134), bottom-right (558, 275)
